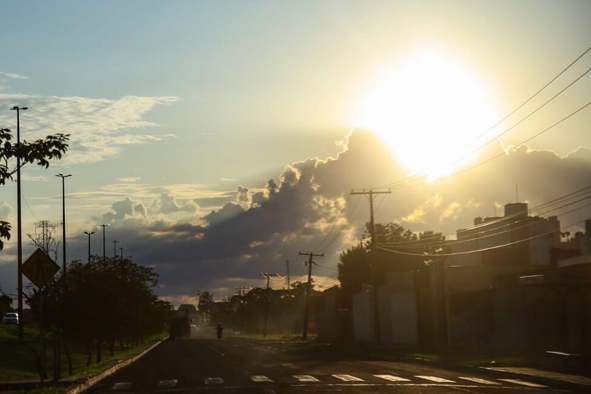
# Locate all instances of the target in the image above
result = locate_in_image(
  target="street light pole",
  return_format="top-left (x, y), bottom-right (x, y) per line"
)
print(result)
top-left (56, 174), bottom-right (71, 276)
top-left (118, 247), bottom-right (126, 259)
top-left (99, 224), bottom-right (109, 263)
top-left (84, 231), bottom-right (95, 264)
top-left (111, 240), bottom-right (119, 258)
top-left (11, 105), bottom-right (27, 341)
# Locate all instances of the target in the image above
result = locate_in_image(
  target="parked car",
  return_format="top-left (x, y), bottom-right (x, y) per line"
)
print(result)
top-left (2, 312), bottom-right (18, 325)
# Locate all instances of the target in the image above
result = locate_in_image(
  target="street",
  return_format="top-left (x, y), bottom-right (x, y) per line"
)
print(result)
top-left (87, 333), bottom-right (568, 394)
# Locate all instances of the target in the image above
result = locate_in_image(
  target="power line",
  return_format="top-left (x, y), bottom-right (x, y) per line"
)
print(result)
top-left (381, 185), bottom-right (591, 248)
top-left (371, 45), bottom-right (591, 191)
top-left (384, 98), bottom-right (591, 192)
top-left (377, 212), bottom-right (591, 258)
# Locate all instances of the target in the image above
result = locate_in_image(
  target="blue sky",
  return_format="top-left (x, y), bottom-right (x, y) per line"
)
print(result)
top-left (1, 0), bottom-right (591, 303)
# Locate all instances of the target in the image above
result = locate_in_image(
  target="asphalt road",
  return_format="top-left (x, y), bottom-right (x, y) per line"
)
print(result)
top-left (87, 332), bottom-right (570, 394)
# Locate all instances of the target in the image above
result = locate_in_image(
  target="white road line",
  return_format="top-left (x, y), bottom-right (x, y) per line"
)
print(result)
top-left (111, 382), bottom-right (132, 390)
top-left (374, 374), bottom-right (411, 382)
top-left (458, 377), bottom-right (501, 385)
top-left (204, 377), bottom-right (224, 385)
top-left (293, 375), bottom-right (320, 382)
top-left (251, 375), bottom-right (273, 382)
top-left (157, 379), bottom-right (178, 388)
top-left (499, 378), bottom-right (548, 388)
top-left (415, 375), bottom-right (455, 383)
top-left (332, 374), bottom-right (364, 382)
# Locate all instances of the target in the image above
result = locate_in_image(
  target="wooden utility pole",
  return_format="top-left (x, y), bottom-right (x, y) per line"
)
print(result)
top-left (260, 273), bottom-right (279, 338)
top-left (299, 252), bottom-right (323, 340)
top-left (286, 260), bottom-right (290, 290)
top-left (350, 189), bottom-right (391, 344)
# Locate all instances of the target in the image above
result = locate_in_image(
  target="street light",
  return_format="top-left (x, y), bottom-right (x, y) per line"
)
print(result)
top-left (11, 105), bottom-right (27, 341)
top-left (56, 174), bottom-right (71, 277)
top-left (83, 231), bottom-right (95, 264)
top-left (260, 272), bottom-right (281, 338)
top-left (111, 240), bottom-right (119, 258)
top-left (98, 224), bottom-right (109, 263)
top-left (118, 247), bottom-right (126, 259)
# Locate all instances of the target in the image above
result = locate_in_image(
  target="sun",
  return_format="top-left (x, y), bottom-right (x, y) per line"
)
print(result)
top-left (354, 49), bottom-right (498, 181)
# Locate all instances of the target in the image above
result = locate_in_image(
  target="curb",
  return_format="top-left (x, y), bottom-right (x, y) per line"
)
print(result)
top-left (66, 338), bottom-right (167, 394)
top-left (370, 352), bottom-right (591, 392)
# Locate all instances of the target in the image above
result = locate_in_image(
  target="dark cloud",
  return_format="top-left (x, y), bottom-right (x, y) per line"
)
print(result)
top-left (75, 130), bottom-right (591, 303)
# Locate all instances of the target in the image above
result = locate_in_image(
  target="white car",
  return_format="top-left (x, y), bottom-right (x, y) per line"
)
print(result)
top-left (2, 312), bottom-right (18, 325)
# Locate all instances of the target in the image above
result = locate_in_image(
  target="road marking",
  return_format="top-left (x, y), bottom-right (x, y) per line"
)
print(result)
top-left (332, 374), bottom-right (364, 382)
top-left (204, 377), bottom-right (224, 385)
top-left (499, 379), bottom-right (548, 388)
top-left (458, 377), bottom-right (501, 385)
top-left (157, 379), bottom-right (178, 388)
top-left (251, 375), bottom-right (273, 382)
top-left (293, 375), bottom-right (320, 382)
top-left (415, 375), bottom-right (455, 383)
top-left (374, 374), bottom-right (411, 382)
top-left (111, 382), bottom-right (132, 390)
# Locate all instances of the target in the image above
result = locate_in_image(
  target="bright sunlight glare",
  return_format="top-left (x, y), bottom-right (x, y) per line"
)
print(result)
top-left (355, 49), bottom-right (499, 181)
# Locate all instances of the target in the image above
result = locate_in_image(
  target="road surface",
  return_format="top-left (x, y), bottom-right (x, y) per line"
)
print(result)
top-left (87, 333), bottom-right (568, 394)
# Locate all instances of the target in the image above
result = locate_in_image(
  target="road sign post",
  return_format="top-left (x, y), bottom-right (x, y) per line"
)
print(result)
top-left (22, 248), bottom-right (60, 386)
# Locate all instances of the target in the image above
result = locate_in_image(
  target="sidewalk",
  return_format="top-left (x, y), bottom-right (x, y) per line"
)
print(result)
top-left (485, 366), bottom-right (591, 390)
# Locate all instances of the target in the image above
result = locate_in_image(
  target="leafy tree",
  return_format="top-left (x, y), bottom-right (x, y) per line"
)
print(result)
top-left (0, 127), bottom-right (69, 250)
top-left (27, 255), bottom-right (166, 373)
top-left (338, 222), bottom-right (447, 301)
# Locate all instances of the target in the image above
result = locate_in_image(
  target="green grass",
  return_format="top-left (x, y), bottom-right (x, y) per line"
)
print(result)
top-left (0, 323), bottom-right (166, 389)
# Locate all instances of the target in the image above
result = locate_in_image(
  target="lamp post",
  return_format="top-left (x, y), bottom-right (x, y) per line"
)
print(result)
top-left (99, 224), bottom-right (109, 263)
top-left (118, 247), bottom-right (126, 259)
top-left (111, 240), bottom-right (119, 258)
top-left (56, 174), bottom-right (71, 276)
top-left (11, 105), bottom-right (27, 341)
top-left (84, 231), bottom-right (95, 264)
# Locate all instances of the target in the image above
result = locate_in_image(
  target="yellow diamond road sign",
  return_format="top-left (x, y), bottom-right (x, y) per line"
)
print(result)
top-left (22, 248), bottom-right (60, 288)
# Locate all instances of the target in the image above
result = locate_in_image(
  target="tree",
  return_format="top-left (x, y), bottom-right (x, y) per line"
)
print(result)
top-left (338, 222), bottom-right (447, 301)
top-left (0, 127), bottom-right (69, 250)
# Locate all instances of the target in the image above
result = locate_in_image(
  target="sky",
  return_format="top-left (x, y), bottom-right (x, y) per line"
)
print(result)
top-left (1, 0), bottom-right (591, 305)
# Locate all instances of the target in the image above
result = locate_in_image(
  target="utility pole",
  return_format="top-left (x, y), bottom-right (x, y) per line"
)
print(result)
top-left (350, 189), bottom-right (391, 344)
top-left (11, 105), bottom-right (27, 341)
top-left (111, 240), bottom-right (119, 258)
top-left (234, 287), bottom-right (251, 297)
top-left (260, 273), bottom-right (280, 338)
top-left (285, 260), bottom-right (290, 290)
top-left (299, 252), bottom-right (323, 340)
top-left (99, 224), bottom-right (109, 263)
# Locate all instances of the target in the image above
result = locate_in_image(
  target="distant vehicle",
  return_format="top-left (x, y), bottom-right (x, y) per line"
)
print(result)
top-left (2, 312), bottom-right (18, 325)
top-left (168, 310), bottom-right (191, 339)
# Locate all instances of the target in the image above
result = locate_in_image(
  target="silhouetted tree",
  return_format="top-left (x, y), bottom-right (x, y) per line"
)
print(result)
top-left (0, 127), bottom-right (69, 249)
top-left (338, 222), bottom-right (447, 302)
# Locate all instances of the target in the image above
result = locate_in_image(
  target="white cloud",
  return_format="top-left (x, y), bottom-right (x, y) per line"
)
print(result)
top-left (0, 71), bottom-right (29, 80)
top-left (0, 93), bottom-right (179, 165)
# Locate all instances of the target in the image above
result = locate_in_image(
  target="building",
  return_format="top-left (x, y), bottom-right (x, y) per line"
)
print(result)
top-left (448, 202), bottom-right (561, 267)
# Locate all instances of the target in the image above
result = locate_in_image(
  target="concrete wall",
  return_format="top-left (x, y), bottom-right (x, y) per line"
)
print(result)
top-left (352, 287), bottom-right (374, 342)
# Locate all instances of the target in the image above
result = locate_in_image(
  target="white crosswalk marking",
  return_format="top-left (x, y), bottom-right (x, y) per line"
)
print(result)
top-left (112, 382), bottom-right (132, 390)
top-left (332, 374), bottom-right (364, 382)
top-left (458, 377), bottom-right (501, 385)
top-left (499, 379), bottom-right (548, 388)
top-left (374, 374), bottom-right (411, 382)
top-left (157, 379), bottom-right (178, 388)
top-left (293, 375), bottom-right (320, 382)
top-left (204, 377), bottom-right (224, 385)
top-left (415, 375), bottom-right (455, 383)
top-left (251, 375), bottom-right (273, 382)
